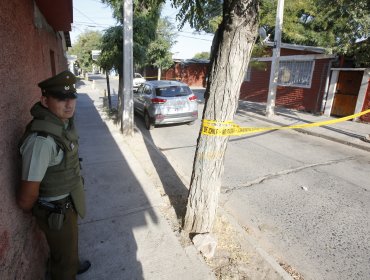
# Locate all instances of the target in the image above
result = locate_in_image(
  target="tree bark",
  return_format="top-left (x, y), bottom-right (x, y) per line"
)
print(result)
top-left (183, 0), bottom-right (259, 233)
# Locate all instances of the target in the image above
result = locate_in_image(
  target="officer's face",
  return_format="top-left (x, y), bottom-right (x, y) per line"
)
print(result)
top-left (40, 95), bottom-right (76, 122)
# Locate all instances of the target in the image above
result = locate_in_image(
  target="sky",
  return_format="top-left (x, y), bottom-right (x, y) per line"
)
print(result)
top-left (71, 0), bottom-right (214, 59)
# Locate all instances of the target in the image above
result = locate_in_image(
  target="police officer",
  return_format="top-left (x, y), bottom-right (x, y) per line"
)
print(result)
top-left (17, 70), bottom-right (91, 279)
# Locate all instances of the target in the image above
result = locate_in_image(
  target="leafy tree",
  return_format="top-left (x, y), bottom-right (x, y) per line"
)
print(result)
top-left (172, 0), bottom-right (222, 33)
top-left (133, 7), bottom-right (162, 69)
top-left (259, 0), bottom-right (369, 66)
top-left (259, 0), bottom-right (322, 46)
top-left (315, 0), bottom-right (369, 66)
top-left (101, 0), bottom-right (163, 69)
top-left (173, 0), bottom-right (369, 66)
top-left (68, 30), bottom-right (102, 73)
top-left (99, 0), bottom-right (163, 125)
top-left (99, 26), bottom-right (122, 75)
top-left (147, 17), bottom-right (177, 79)
top-left (98, 26), bottom-right (123, 110)
top-left (193, 52), bottom-right (210, 60)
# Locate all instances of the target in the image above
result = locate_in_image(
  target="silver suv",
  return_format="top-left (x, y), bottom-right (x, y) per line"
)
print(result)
top-left (134, 80), bottom-right (198, 130)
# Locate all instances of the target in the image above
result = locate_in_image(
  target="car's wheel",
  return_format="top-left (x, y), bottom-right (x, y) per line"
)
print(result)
top-left (144, 112), bottom-right (154, 130)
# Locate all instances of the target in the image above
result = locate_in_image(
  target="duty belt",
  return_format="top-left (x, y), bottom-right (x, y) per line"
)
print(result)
top-left (37, 196), bottom-right (73, 213)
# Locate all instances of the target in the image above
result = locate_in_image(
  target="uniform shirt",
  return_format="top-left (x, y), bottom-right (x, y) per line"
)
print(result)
top-left (20, 132), bottom-right (69, 202)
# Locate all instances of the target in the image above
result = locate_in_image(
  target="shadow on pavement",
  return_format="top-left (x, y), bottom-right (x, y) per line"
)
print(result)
top-left (74, 93), bottom-right (158, 280)
top-left (134, 116), bottom-right (190, 222)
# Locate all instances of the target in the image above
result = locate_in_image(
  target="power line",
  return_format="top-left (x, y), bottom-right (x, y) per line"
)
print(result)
top-left (177, 34), bottom-right (213, 42)
top-left (178, 30), bottom-right (214, 37)
top-left (73, 21), bottom-right (112, 28)
top-left (73, 7), bottom-right (101, 26)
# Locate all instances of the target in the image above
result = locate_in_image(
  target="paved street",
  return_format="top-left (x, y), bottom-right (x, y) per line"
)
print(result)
top-left (139, 107), bottom-right (370, 280)
top-left (90, 74), bottom-right (370, 280)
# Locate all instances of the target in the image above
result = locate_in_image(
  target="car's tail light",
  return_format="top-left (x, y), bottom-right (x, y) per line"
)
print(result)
top-left (189, 95), bottom-right (197, 101)
top-left (151, 98), bottom-right (167, 104)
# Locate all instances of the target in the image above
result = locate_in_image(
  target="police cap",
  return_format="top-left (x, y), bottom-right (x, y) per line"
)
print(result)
top-left (38, 70), bottom-right (77, 99)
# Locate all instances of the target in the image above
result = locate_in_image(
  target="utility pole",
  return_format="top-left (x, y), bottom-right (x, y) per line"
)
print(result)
top-left (266, 0), bottom-right (284, 117)
top-left (121, 0), bottom-right (134, 135)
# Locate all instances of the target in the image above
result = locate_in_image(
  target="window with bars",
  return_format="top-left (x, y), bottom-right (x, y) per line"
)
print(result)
top-left (278, 60), bottom-right (314, 88)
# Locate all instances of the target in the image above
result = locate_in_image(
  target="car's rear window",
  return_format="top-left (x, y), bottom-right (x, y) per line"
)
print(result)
top-left (155, 86), bottom-right (191, 97)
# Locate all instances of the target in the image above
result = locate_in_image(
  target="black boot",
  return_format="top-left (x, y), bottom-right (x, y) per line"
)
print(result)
top-left (77, 260), bottom-right (91, 275)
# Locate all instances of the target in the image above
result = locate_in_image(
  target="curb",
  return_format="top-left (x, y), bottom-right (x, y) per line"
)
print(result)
top-left (218, 208), bottom-right (294, 280)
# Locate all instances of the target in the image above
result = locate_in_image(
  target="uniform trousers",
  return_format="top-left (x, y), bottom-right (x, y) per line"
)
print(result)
top-left (32, 202), bottom-right (79, 280)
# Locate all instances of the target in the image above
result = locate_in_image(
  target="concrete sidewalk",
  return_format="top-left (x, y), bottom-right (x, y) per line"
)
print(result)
top-left (74, 80), bottom-right (215, 280)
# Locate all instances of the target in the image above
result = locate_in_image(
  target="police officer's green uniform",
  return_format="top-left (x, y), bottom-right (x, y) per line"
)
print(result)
top-left (20, 71), bottom-right (88, 279)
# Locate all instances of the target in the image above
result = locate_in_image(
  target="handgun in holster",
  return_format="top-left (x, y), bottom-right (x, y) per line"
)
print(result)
top-left (38, 200), bottom-right (65, 230)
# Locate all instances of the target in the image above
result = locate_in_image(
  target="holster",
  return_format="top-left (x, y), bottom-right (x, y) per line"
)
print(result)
top-left (37, 200), bottom-right (67, 231)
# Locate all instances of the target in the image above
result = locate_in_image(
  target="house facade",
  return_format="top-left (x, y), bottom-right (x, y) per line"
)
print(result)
top-left (240, 43), bottom-right (337, 114)
top-left (0, 0), bottom-right (72, 278)
top-left (240, 43), bottom-right (370, 122)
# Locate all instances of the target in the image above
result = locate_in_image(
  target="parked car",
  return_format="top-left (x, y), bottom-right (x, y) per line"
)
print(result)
top-left (134, 80), bottom-right (198, 130)
top-left (133, 73), bottom-right (146, 90)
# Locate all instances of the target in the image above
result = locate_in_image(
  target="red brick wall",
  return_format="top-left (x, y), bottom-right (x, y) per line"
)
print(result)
top-left (0, 0), bottom-right (68, 278)
top-left (177, 63), bottom-right (208, 87)
top-left (263, 48), bottom-right (322, 57)
top-left (240, 58), bottom-right (331, 113)
top-left (162, 62), bottom-right (208, 87)
top-left (144, 62), bottom-right (208, 87)
top-left (240, 62), bottom-right (270, 102)
top-left (163, 66), bottom-right (178, 81)
top-left (360, 78), bottom-right (370, 123)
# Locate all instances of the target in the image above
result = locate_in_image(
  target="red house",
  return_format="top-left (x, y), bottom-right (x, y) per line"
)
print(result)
top-left (240, 43), bottom-right (336, 113)
top-left (240, 42), bottom-right (370, 122)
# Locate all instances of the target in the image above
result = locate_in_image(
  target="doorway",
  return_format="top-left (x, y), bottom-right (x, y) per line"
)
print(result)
top-left (331, 71), bottom-right (362, 117)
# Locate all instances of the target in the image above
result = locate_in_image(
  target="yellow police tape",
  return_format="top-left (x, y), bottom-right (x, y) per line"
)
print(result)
top-left (201, 109), bottom-right (370, 136)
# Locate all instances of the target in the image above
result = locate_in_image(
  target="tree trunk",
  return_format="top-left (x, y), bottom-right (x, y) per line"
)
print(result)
top-left (183, 0), bottom-right (259, 233)
top-left (158, 67), bottom-right (162, 80)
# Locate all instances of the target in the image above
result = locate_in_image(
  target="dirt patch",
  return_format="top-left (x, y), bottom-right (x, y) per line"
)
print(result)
top-left (206, 215), bottom-right (253, 279)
